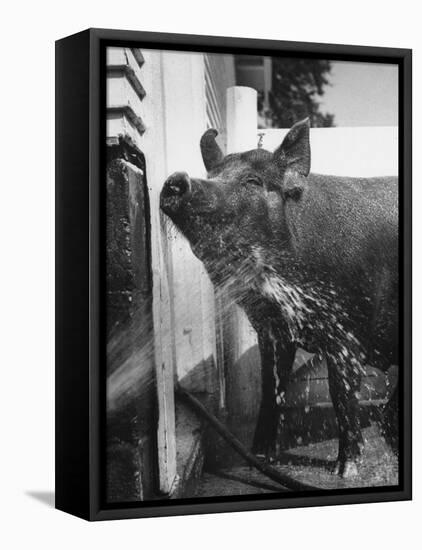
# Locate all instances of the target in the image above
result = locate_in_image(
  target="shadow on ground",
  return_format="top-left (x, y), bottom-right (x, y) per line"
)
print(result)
top-left (26, 491), bottom-right (55, 508)
top-left (194, 425), bottom-right (398, 497)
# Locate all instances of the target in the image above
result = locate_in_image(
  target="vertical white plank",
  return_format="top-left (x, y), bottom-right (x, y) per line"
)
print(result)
top-left (139, 50), bottom-right (178, 495)
top-left (224, 87), bottom-right (263, 439)
top-left (140, 50), bottom-right (222, 492)
top-left (160, 51), bottom-right (218, 394)
top-left (226, 86), bottom-right (260, 367)
top-left (226, 86), bottom-right (259, 152)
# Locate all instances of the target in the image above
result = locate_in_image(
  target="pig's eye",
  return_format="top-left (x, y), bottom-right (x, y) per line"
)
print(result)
top-left (245, 177), bottom-right (263, 187)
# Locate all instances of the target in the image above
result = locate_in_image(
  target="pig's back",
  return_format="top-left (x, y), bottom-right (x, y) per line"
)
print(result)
top-left (286, 173), bottom-right (398, 281)
top-left (284, 173), bottom-right (398, 366)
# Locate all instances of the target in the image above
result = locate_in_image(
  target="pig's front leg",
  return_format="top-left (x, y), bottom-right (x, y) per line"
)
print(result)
top-left (252, 331), bottom-right (296, 461)
top-left (326, 358), bottom-right (363, 478)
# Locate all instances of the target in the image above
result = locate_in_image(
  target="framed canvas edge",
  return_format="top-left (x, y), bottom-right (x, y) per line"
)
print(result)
top-left (89, 27), bottom-right (412, 59)
top-left (57, 28), bottom-right (412, 521)
top-left (91, 489), bottom-right (411, 522)
top-left (55, 29), bottom-right (92, 521)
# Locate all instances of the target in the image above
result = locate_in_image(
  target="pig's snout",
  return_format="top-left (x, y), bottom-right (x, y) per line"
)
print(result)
top-left (163, 172), bottom-right (192, 198)
top-left (160, 172), bottom-right (192, 215)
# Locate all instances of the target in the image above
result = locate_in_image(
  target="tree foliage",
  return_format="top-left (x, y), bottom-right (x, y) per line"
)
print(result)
top-left (263, 58), bottom-right (335, 128)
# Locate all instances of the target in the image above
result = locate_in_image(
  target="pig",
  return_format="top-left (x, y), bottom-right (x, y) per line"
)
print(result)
top-left (160, 119), bottom-right (399, 478)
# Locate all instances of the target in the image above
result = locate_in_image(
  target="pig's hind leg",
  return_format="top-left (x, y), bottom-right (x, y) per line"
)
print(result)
top-left (327, 358), bottom-right (363, 478)
top-left (381, 384), bottom-right (398, 454)
top-left (252, 332), bottom-right (296, 461)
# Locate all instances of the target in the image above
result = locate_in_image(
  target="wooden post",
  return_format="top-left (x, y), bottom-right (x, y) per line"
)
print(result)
top-left (223, 87), bottom-right (262, 460)
top-left (226, 86), bottom-right (258, 153)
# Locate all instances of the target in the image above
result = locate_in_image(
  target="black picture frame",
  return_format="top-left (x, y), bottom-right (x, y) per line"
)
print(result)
top-left (56, 28), bottom-right (412, 521)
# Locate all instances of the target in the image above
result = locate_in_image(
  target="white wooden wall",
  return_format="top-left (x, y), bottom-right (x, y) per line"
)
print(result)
top-left (107, 47), bottom-right (178, 494)
top-left (106, 47), bottom-right (146, 149)
top-left (138, 49), bottom-right (224, 494)
top-left (107, 47), bottom-right (231, 494)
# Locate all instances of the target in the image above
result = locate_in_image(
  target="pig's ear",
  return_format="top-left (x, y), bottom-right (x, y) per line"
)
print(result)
top-left (200, 129), bottom-right (224, 172)
top-left (273, 118), bottom-right (311, 177)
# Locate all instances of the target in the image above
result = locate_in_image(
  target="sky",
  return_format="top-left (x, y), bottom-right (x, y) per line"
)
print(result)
top-left (319, 61), bottom-right (398, 127)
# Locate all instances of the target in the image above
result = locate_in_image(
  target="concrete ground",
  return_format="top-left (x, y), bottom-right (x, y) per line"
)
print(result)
top-left (193, 424), bottom-right (398, 497)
